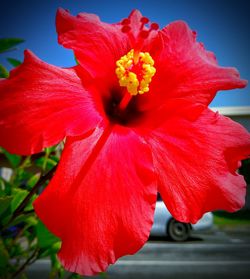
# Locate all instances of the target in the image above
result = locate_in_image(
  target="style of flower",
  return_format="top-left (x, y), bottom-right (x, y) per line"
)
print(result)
top-left (0, 8), bottom-right (250, 276)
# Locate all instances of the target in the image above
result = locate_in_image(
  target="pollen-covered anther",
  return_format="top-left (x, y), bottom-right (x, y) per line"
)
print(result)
top-left (115, 49), bottom-right (156, 96)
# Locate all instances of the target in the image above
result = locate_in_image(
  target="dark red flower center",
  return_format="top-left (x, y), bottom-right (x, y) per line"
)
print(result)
top-left (103, 49), bottom-right (156, 126)
top-left (104, 88), bottom-right (143, 125)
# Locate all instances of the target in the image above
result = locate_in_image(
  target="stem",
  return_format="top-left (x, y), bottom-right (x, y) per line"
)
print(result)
top-left (12, 248), bottom-right (40, 278)
top-left (7, 165), bottom-right (57, 226)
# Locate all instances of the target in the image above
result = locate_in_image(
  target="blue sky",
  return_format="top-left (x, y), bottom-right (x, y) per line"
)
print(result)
top-left (0, 0), bottom-right (249, 107)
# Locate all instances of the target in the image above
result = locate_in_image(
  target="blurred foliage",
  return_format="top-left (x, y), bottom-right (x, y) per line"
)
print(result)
top-left (239, 159), bottom-right (250, 184)
top-left (6, 57), bottom-right (22, 67)
top-left (0, 38), bottom-right (23, 79)
top-left (0, 39), bottom-right (82, 278)
top-left (0, 64), bottom-right (9, 78)
top-left (0, 145), bottom-right (64, 278)
top-left (0, 38), bottom-right (24, 54)
top-left (213, 209), bottom-right (250, 227)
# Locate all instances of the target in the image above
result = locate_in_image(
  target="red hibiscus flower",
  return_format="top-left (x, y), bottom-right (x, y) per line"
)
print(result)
top-left (0, 9), bottom-right (250, 275)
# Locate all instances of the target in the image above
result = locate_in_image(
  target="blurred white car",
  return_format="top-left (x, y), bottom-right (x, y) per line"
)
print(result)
top-left (150, 195), bottom-right (213, 241)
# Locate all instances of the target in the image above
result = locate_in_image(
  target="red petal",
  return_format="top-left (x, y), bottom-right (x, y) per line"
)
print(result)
top-left (34, 125), bottom-right (156, 275)
top-left (56, 8), bottom-right (128, 86)
top-left (138, 21), bottom-right (247, 110)
top-left (147, 104), bottom-right (250, 223)
top-left (0, 50), bottom-right (101, 155)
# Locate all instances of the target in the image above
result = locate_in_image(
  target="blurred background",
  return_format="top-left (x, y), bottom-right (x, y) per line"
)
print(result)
top-left (0, 0), bottom-right (250, 278)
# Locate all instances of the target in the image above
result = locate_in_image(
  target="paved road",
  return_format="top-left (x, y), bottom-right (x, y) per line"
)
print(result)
top-left (27, 228), bottom-right (250, 279)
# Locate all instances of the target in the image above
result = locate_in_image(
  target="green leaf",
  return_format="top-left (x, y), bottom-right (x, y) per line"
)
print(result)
top-left (36, 220), bottom-right (60, 249)
top-left (0, 64), bottom-right (9, 78)
top-left (68, 274), bottom-right (82, 279)
top-left (11, 188), bottom-right (37, 213)
top-left (7, 57), bottom-right (22, 67)
top-left (0, 241), bottom-right (9, 275)
top-left (35, 157), bottom-right (58, 171)
top-left (0, 38), bottom-right (24, 53)
top-left (45, 146), bottom-right (58, 154)
top-left (25, 216), bottom-right (38, 226)
top-left (49, 254), bottom-right (65, 278)
top-left (13, 168), bottom-right (34, 188)
top-left (0, 196), bottom-right (13, 216)
top-left (50, 242), bottom-right (61, 253)
top-left (1, 148), bottom-right (22, 168)
top-left (26, 173), bottom-right (41, 188)
top-left (5, 212), bottom-right (33, 228)
top-left (0, 176), bottom-right (12, 196)
top-left (50, 155), bottom-right (60, 163)
top-left (11, 188), bottom-right (29, 212)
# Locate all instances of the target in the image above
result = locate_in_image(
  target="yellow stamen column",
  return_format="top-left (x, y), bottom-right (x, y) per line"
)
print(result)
top-left (115, 49), bottom-right (156, 99)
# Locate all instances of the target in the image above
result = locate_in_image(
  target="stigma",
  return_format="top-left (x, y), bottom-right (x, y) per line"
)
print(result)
top-left (115, 49), bottom-right (156, 96)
